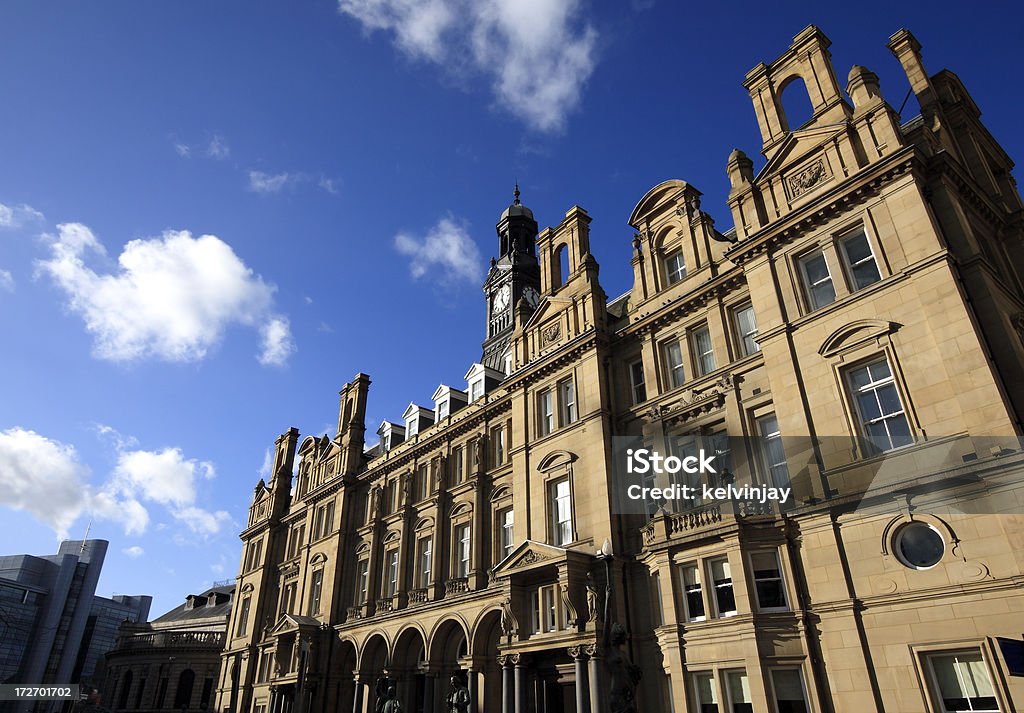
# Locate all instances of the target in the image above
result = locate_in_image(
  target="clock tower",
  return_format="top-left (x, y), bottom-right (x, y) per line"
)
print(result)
top-left (481, 185), bottom-right (542, 371)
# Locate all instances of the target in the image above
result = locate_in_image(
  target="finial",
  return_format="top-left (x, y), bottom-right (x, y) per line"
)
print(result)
top-left (513, 181), bottom-right (521, 206)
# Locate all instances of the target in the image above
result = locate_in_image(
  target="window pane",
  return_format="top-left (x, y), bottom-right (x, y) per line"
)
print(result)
top-left (930, 652), bottom-right (999, 712)
top-left (801, 252), bottom-right (836, 309)
top-left (771, 670), bottom-right (808, 713)
top-left (693, 327), bottom-right (715, 376)
top-left (694, 673), bottom-right (718, 713)
top-left (842, 232), bottom-right (882, 290)
top-left (856, 390), bottom-right (883, 421)
top-left (726, 671), bottom-right (752, 713)
top-left (665, 340), bottom-right (685, 388)
top-left (630, 361), bottom-right (647, 404)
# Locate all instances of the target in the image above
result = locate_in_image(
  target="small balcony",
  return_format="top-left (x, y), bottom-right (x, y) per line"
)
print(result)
top-left (445, 577), bottom-right (470, 595)
top-left (408, 588), bottom-right (430, 605)
top-left (640, 498), bottom-right (777, 546)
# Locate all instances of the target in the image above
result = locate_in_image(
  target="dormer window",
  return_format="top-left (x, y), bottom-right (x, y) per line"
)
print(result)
top-left (665, 251), bottom-right (687, 285)
top-left (433, 384), bottom-right (468, 422)
top-left (469, 378), bottom-right (484, 402)
top-left (437, 400), bottom-right (449, 420)
top-left (406, 418), bottom-right (418, 437)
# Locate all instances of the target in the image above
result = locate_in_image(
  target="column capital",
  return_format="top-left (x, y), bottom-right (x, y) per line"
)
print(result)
top-left (582, 643), bottom-right (598, 658)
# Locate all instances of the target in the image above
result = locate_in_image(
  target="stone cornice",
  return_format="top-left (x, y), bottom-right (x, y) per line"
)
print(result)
top-left (618, 270), bottom-right (747, 338)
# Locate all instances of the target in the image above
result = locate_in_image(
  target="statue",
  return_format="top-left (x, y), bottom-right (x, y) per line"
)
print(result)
top-left (381, 686), bottom-right (402, 713)
top-left (586, 573), bottom-right (600, 623)
top-left (499, 597), bottom-right (518, 637)
top-left (445, 674), bottom-right (470, 713)
top-left (606, 623), bottom-right (642, 713)
top-left (374, 676), bottom-right (394, 713)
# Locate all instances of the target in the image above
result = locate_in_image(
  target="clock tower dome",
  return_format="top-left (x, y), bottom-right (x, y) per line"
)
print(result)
top-left (481, 185), bottom-right (541, 371)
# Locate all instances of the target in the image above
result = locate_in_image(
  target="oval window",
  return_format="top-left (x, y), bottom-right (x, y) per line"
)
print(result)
top-left (894, 522), bottom-right (944, 569)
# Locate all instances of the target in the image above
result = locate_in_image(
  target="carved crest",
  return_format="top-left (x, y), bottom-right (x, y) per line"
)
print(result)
top-left (518, 550), bottom-right (551, 566)
top-left (788, 158), bottom-right (830, 197)
top-left (541, 323), bottom-right (561, 345)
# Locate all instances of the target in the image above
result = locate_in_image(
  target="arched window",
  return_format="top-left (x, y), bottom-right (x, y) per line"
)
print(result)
top-left (779, 75), bottom-right (814, 132)
top-left (174, 669), bottom-right (195, 709)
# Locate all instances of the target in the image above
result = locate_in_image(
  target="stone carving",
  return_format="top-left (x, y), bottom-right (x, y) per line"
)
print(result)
top-left (542, 323), bottom-right (561, 345)
top-left (559, 583), bottom-right (579, 626)
top-left (788, 159), bottom-right (829, 197)
top-left (375, 676), bottom-right (394, 713)
top-left (586, 573), bottom-right (601, 623)
top-left (607, 623), bottom-right (642, 713)
top-left (500, 597), bottom-right (518, 636)
top-left (517, 550), bottom-right (551, 566)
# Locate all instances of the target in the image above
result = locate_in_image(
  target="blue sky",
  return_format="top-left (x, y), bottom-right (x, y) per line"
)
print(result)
top-left (0, 1), bottom-right (1021, 616)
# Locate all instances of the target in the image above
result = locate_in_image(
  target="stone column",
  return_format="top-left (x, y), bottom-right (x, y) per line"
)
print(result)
top-left (513, 655), bottom-right (525, 713)
top-left (498, 656), bottom-right (513, 713)
top-left (586, 646), bottom-right (604, 713)
top-left (466, 668), bottom-right (479, 713)
top-left (569, 647), bottom-right (588, 713)
top-left (422, 673), bottom-right (435, 713)
top-left (351, 678), bottom-right (364, 713)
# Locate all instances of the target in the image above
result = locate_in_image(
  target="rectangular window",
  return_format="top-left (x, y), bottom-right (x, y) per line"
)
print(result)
top-left (539, 389), bottom-right (554, 435)
top-left (839, 229), bottom-right (881, 291)
top-left (559, 378), bottom-right (577, 425)
top-left (437, 399), bottom-right (449, 420)
top-left (406, 418), bottom-right (418, 438)
top-left (453, 446), bottom-right (464, 483)
top-left (469, 379), bottom-right (484, 402)
top-left (499, 508), bottom-right (515, 560)
top-left (770, 669), bottom-right (809, 713)
top-left (385, 549), bottom-right (399, 597)
top-left (629, 360), bottom-right (647, 405)
top-left (531, 585), bottom-right (559, 633)
top-left (279, 582), bottom-right (296, 616)
top-left (551, 478), bottom-right (572, 546)
top-left (236, 596), bottom-right (251, 637)
top-left (663, 339), bottom-right (686, 389)
top-left (709, 557), bottom-right (736, 617)
top-left (750, 551), bottom-right (787, 610)
top-left (691, 325), bottom-right (715, 376)
top-left (693, 672), bottom-right (718, 713)
top-left (799, 250), bottom-right (836, 310)
top-left (308, 569), bottom-right (324, 615)
top-left (847, 358), bottom-right (913, 453)
top-left (725, 670), bottom-right (752, 713)
top-left (322, 501), bottom-right (336, 538)
top-left (680, 564), bottom-right (705, 622)
top-left (251, 539), bottom-right (263, 570)
top-left (926, 651), bottom-right (999, 713)
top-left (734, 303), bottom-right (760, 356)
top-left (356, 559), bottom-right (369, 604)
top-left (491, 425), bottom-right (505, 466)
top-left (666, 251), bottom-right (687, 285)
top-left (757, 414), bottom-right (790, 489)
top-left (416, 537), bottom-right (432, 588)
top-left (455, 524), bottom-right (471, 578)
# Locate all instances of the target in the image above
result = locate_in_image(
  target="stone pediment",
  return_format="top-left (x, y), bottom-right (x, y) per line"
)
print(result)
top-left (628, 179), bottom-right (693, 229)
top-left (755, 124), bottom-right (846, 184)
top-left (819, 320), bottom-right (900, 357)
top-left (267, 613), bottom-right (320, 637)
top-left (492, 540), bottom-right (567, 577)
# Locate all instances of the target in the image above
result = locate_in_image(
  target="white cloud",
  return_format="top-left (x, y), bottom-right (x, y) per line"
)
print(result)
top-left (319, 177), bottom-right (339, 194)
top-left (174, 142), bottom-right (192, 158)
top-left (0, 428), bottom-right (96, 538)
top-left (258, 316), bottom-right (296, 367)
top-left (206, 135), bottom-right (230, 159)
top-left (0, 269), bottom-right (13, 292)
top-left (394, 216), bottom-right (482, 283)
top-left (258, 448), bottom-right (274, 478)
top-left (123, 545), bottom-right (145, 558)
top-left (248, 171), bottom-right (297, 194)
top-left (0, 201), bottom-right (44, 229)
top-left (37, 223), bottom-right (294, 365)
top-left (338, 0), bottom-right (598, 132)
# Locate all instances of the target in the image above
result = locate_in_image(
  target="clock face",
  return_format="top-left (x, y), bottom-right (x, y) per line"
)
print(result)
top-left (492, 284), bottom-right (511, 313)
top-left (523, 286), bottom-right (540, 309)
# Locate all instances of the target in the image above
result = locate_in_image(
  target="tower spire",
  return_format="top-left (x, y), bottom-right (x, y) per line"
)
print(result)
top-left (513, 181), bottom-right (521, 206)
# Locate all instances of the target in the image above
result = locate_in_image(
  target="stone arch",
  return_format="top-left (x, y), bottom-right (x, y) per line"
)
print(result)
top-left (538, 449), bottom-right (577, 473)
top-left (777, 73), bottom-right (814, 131)
top-left (358, 631), bottom-right (391, 674)
top-left (553, 243), bottom-right (569, 289)
top-left (470, 609), bottom-right (504, 713)
top-left (427, 617), bottom-right (469, 668)
top-left (174, 668), bottom-right (195, 709)
top-left (818, 319), bottom-right (900, 357)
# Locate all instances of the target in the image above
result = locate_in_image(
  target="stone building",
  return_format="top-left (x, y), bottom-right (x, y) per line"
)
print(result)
top-left (215, 26), bottom-right (1024, 713)
top-left (104, 585), bottom-right (233, 713)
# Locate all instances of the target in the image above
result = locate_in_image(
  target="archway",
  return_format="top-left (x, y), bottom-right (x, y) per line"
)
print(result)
top-left (471, 609), bottom-right (503, 713)
top-left (392, 627), bottom-right (427, 713)
top-left (174, 668), bottom-right (195, 709)
top-left (330, 639), bottom-right (358, 713)
top-left (359, 633), bottom-right (390, 713)
top-left (428, 619), bottom-right (469, 712)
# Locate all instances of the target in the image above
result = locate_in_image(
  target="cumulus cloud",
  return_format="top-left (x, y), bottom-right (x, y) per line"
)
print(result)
top-left (318, 176), bottom-right (339, 194)
top-left (123, 545), bottom-right (145, 558)
top-left (0, 201), bottom-right (44, 229)
top-left (0, 428), bottom-right (97, 538)
top-left (174, 142), bottom-right (192, 158)
top-left (36, 223), bottom-right (294, 365)
top-left (394, 216), bottom-right (482, 283)
top-left (338, 0), bottom-right (599, 132)
top-left (0, 269), bottom-right (13, 292)
top-left (0, 426), bottom-right (235, 538)
top-left (258, 317), bottom-right (296, 367)
top-left (248, 171), bottom-right (297, 194)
